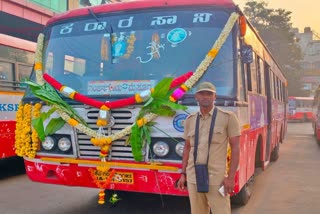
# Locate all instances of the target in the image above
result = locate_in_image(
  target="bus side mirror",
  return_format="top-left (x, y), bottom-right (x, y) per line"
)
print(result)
top-left (240, 45), bottom-right (253, 64)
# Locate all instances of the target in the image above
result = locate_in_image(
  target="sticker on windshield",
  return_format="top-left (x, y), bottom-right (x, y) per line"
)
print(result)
top-left (88, 80), bottom-right (155, 95)
top-left (136, 33), bottom-right (165, 64)
top-left (173, 113), bottom-right (188, 132)
top-left (167, 28), bottom-right (188, 47)
top-left (103, 31), bottom-right (137, 63)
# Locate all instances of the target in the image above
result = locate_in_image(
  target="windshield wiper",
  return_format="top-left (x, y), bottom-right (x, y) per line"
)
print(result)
top-left (88, 8), bottom-right (114, 62)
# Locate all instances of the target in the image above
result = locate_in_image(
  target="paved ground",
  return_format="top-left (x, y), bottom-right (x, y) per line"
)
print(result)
top-left (233, 122), bottom-right (320, 214)
top-left (1, 122), bottom-right (320, 214)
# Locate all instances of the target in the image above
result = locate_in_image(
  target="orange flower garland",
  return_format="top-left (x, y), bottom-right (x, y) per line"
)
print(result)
top-left (89, 168), bottom-right (116, 204)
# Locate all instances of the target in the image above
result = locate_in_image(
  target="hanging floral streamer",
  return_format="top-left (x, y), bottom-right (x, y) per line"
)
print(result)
top-left (15, 103), bottom-right (42, 158)
top-left (89, 168), bottom-right (116, 204)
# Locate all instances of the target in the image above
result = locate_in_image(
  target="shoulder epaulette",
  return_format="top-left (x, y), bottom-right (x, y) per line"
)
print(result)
top-left (186, 111), bottom-right (197, 119)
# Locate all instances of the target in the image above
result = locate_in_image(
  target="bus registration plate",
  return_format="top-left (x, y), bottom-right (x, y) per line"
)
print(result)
top-left (93, 169), bottom-right (134, 184)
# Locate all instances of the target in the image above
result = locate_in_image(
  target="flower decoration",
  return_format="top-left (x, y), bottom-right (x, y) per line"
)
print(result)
top-left (89, 168), bottom-right (116, 204)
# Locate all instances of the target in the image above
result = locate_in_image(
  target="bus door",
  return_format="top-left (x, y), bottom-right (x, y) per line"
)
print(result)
top-left (264, 64), bottom-right (272, 165)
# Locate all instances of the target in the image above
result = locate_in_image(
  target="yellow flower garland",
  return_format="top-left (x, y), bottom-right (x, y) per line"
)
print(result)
top-left (15, 103), bottom-right (39, 158)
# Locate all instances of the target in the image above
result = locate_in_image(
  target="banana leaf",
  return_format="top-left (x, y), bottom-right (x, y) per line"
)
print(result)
top-left (31, 118), bottom-right (45, 141)
top-left (45, 117), bottom-right (66, 136)
top-left (151, 78), bottom-right (173, 99)
top-left (129, 124), bottom-right (143, 161)
top-left (25, 80), bottom-right (88, 126)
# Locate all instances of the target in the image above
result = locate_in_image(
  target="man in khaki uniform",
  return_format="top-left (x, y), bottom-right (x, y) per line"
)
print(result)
top-left (177, 82), bottom-right (240, 214)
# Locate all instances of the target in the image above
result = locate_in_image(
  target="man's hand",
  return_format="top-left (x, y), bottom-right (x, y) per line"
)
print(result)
top-left (177, 174), bottom-right (187, 190)
top-left (222, 176), bottom-right (235, 195)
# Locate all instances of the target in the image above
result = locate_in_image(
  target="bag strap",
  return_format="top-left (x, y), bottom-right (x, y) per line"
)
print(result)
top-left (194, 107), bottom-right (218, 165)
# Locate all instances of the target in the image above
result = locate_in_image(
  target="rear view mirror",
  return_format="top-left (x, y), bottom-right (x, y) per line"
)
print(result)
top-left (240, 45), bottom-right (253, 64)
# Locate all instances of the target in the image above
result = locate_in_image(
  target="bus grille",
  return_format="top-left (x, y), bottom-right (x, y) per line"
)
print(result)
top-left (77, 109), bottom-right (139, 161)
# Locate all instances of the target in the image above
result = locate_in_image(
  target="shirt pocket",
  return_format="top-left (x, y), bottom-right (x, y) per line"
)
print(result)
top-left (212, 126), bottom-right (226, 144)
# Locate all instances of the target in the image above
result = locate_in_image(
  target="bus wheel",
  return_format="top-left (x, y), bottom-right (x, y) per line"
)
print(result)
top-left (270, 143), bottom-right (280, 161)
top-left (231, 182), bottom-right (251, 206)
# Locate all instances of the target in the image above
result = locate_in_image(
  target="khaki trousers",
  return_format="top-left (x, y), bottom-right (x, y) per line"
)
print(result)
top-left (188, 183), bottom-right (231, 214)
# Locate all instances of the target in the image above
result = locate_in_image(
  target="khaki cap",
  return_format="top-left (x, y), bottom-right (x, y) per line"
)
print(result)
top-left (196, 82), bottom-right (216, 93)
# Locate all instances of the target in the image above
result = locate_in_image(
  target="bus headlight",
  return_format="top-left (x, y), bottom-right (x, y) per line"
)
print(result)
top-left (175, 142), bottom-right (185, 157)
top-left (153, 141), bottom-right (169, 157)
top-left (58, 137), bottom-right (72, 152)
top-left (42, 136), bottom-right (55, 151)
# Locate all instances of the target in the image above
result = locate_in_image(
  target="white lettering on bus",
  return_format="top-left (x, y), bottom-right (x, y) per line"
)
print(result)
top-left (118, 17), bottom-right (133, 28)
top-left (60, 23), bottom-right (74, 34)
top-left (0, 104), bottom-right (19, 111)
top-left (84, 22), bottom-right (107, 31)
top-left (150, 16), bottom-right (177, 26)
top-left (193, 13), bottom-right (212, 23)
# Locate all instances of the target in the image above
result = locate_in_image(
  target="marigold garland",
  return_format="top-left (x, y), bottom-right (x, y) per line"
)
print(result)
top-left (89, 168), bottom-right (116, 204)
top-left (15, 103), bottom-right (40, 158)
top-left (31, 103), bottom-right (42, 154)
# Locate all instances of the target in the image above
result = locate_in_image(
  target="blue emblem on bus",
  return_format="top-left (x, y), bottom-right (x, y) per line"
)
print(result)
top-left (167, 28), bottom-right (187, 47)
top-left (173, 114), bottom-right (188, 132)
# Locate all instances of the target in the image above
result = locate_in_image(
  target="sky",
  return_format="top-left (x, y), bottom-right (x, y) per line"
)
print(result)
top-left (234, 0), bottom-right (320, 35)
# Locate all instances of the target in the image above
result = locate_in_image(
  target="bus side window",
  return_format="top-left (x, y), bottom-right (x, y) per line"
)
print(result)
top-left (258, 57), bottom-right (266, 96)
top-left (0, 61), bottom-right (14, 89)
top-left (245, 63), bottom-right (252, 92)
top-left (17, 64), bottom-right (33, 89)
top-left (249, 52), bottom-right (257, 93)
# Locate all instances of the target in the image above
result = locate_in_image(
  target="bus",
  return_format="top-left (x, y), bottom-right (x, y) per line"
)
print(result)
top-left (312, 87), bottom-right (320, 144)
top-left (17, 0), bottom-right (287, 205)
top-left (0, 33), bottom-right (36, 159)
top-left (288, 96), bottom-right (313, 122)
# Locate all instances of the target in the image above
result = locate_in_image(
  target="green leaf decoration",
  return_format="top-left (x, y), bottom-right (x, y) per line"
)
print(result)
top-left (45, 117), bottom-right (66, 136)
top-left (25, 80), bottom-right (88, 126)
top-left (152, 78), bottom-right (173, 98)
top-left (130, 124), bottom-right (143, 161)
top-left (142, 125), bottom-right (152, 146)
top-left (128, 77), bottom-right (188, 160)
top-left (149, 105), bottom-right (175, 117)
top-left (31, 117), bottom-right (45, 142)
top-left (40, 108), bottom-right (56, 121)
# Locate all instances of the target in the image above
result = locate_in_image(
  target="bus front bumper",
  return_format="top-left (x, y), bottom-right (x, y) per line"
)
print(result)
top-left (24, 157), bottom-right (188, 196)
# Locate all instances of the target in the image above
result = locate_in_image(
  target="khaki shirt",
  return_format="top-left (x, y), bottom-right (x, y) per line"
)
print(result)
top-left (183, 106), bottom-right (240, 185)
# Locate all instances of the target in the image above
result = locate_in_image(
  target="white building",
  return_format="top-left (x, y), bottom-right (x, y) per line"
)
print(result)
top-left (295, 27), bottom-right (320, 95)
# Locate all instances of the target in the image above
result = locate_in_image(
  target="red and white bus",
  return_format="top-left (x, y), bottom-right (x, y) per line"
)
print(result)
top-left (0, 33), bottom-right (36, 159)
top-left (312, 87), bottom-right (320, 143)
top-left (288, 96), bottom-right (313, 122)
top-left (19, 0), bottom-right (287, 205)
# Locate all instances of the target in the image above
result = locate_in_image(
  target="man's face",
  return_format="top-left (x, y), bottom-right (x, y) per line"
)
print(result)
top-left (195, 91), bottom-right (216, 108)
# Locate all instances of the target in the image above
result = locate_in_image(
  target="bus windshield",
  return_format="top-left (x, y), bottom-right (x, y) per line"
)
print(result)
top-left (41, 8), bottom-right (235, 97)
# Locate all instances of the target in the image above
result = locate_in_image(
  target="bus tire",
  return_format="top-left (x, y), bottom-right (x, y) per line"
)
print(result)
top-left (231, 183), bottom-right (251, 206)
top-left (270, 143), bottom-right (279, 161)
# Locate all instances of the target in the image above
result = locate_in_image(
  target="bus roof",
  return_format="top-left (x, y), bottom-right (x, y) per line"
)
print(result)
top-left (0, 33), bottom-right (36, 53)
top-left (47, 0), bottom-right (236, 26)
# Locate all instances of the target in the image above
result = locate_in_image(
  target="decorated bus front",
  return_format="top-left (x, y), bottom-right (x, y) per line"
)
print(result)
top-left (18, 3), bottom-right (240, 198)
